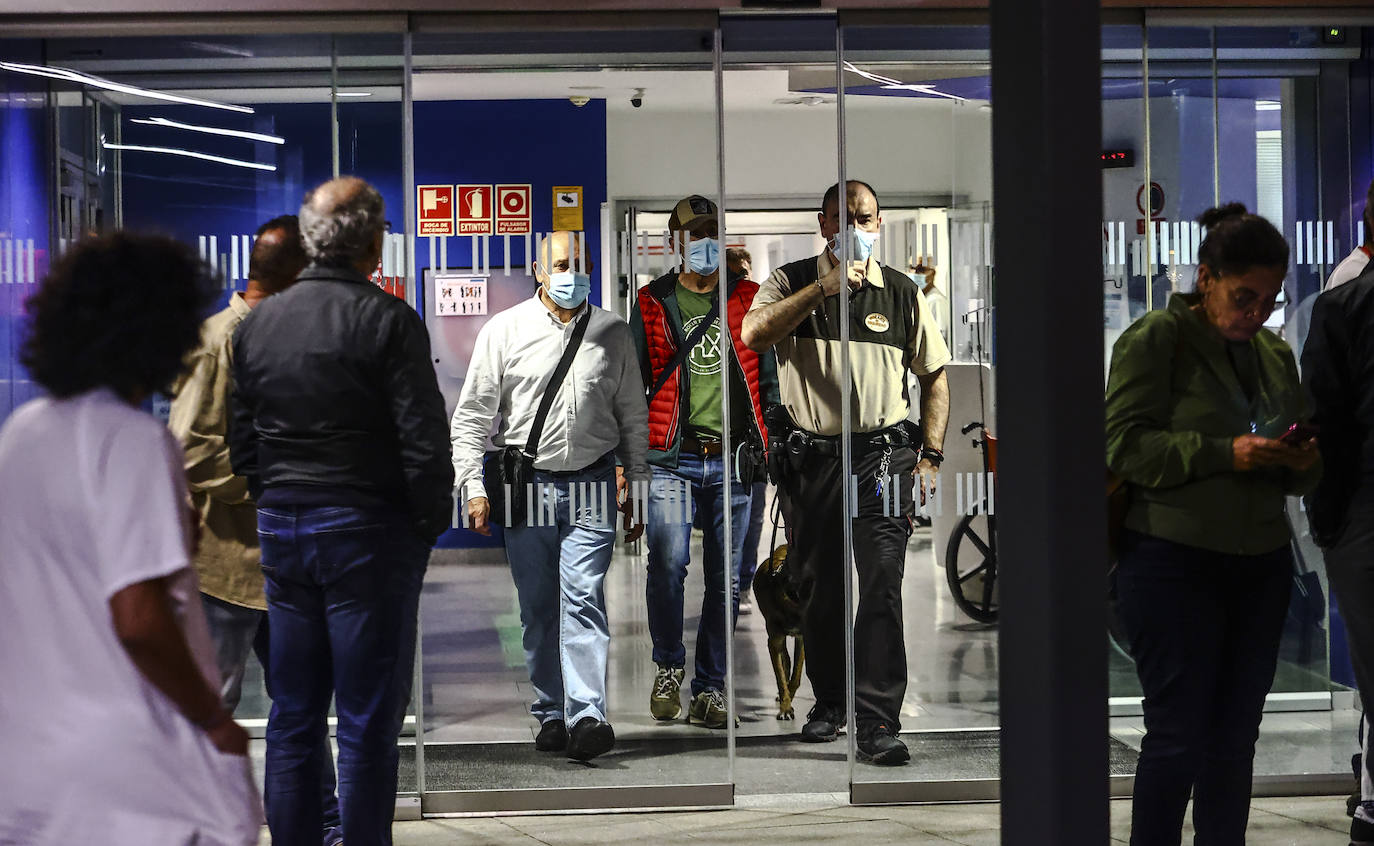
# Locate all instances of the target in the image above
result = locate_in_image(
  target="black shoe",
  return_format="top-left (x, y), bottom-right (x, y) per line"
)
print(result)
top-left (1352, 813), bottom-right (1374, 845)
top-left (567, 718), bottom-right (615, 761)
top-left (534, 719), bottom-right (567, 752)
top-left (801, 703), bottom-right (845, 743)
top-left (857, 723), bottom-right (910, 765)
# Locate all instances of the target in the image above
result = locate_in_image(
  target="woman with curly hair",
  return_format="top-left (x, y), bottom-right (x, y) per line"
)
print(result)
top-left (1107, 204), bottom-right (1321, 844)
top-left (0, 233), bottom-right (261, 845)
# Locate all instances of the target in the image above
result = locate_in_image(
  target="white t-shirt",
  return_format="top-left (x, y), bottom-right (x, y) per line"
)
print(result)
top-left (0, 389), bottom-right (260, 846)
top-left (1323, 245), bottom-right (1372, 291)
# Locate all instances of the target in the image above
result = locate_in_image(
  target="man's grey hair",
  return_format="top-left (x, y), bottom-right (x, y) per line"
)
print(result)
top-left (298, 179), bottom-right (386, 266)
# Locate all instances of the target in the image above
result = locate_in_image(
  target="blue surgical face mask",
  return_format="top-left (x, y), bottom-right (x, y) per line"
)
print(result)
top-left (850, 226), bottom-right (879, 263)
top-left (687, 236), bottom-right (720, 275)
top-left (545, 271), bottom-right (591, 309)
top-left (828, 225), bottom-right (879, 263)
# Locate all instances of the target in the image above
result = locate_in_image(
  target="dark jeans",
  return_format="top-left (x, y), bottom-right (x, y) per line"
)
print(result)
top-left (201, 594), bottom-right (342, 846)
top-left (259, 505), bottom-right (429, 846)
top-left (783, 444), bottom-right (916, 728)
top-left (1115, 530), bottom-right (1292, 846)
top-left (1322, 488), bottom-right (1374, 825)
top-left (740, 480), bottom-right (768, 595)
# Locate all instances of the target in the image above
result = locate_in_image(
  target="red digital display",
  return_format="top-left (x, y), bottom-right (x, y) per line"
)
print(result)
top-left (1101, 149), bottom-right (1135, 169)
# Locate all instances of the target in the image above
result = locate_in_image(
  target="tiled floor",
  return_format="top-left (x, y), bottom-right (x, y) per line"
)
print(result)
top-left (241, 519), bottom-right (1359, 802)
top-left (256, 794), bottom-right (1355, 845)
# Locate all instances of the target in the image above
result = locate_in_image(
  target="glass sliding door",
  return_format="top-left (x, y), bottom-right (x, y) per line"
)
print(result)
top-left (410, 14), bottom-right (737, 812)
top-left (837, 14), bottom-right (998, 803)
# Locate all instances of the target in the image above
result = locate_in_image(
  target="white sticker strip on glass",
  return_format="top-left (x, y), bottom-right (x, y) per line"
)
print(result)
top-left (986, 471), bottom-right (995, 516)
top-left (242, 235), bottom-right (252, 282)
top-left (955, 471), bottom-right (965, 518)
top-left (1316, 220), bottom-right (1325, 265)
top-left (230, 235), bottom-right (239, 282)
top-left (427, 237), bottom-right (436, 280)
top-left (983, 222), bottom-right (992, 267)
top-left (504, 235), bottom-right (511, 276)
top-left (1294, 221), bottom-right (1305, 266)
top-left (1328, 221), bottom-right (1336, 267)
top-left (1308, 220), bottom-right (1316, 266)
top-left (209, 236), bottom-right (218, 280)
top-left (439, 235), bottom-right (448, 274)
top-left (483, 234), bottom-right (492, 276)
top-left (632, 479), bottom-right (649, 527)
top-left (470, 236), bottom-right (479, 275)
top-left (849, 474), bottom-right (860, 519)
top-left (198, 235), bottom-right (208, 265)
top-left (1361, 221), bottom-right (1367, 248)
top-left (3, 239), bottom-right (12, 284)
top-left (577, 231), bottom-right (586, 276)
top-left (1118, 222), bottom-right (1127, 269)
top-left (932, 222), bottom-right (941, 266)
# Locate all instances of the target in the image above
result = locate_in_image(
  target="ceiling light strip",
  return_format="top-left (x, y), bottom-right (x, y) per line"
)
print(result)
top-left (0, 61), bottom-right (253, 114)
top-left (103, 142), bottom-right (276, 172)
top-left (130, 116), bottom-right (284, 144)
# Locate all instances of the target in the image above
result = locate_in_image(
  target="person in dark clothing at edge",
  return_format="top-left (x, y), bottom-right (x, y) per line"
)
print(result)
top-left (1303, 181), bottom-right (1374, 846)
top-left (229, 176), bottom-right (454, 846)
top-left (742, 180), bottom-right (951, 766)
top-left (630, 195), bottom-right (779, 730)
top-left (1107, 203), bottom-right (1320, 845)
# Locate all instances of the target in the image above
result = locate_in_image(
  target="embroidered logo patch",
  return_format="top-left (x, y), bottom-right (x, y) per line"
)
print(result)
top-left (865, 313), bottom-right (890, 333)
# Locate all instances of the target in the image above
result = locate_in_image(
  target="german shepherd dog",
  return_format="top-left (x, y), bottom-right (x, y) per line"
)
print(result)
top-left (751, 513), bottom-right (805, 720)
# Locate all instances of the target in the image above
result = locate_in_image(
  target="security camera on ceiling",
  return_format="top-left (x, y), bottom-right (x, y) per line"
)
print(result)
top-left (631, 88), bottom-right (645, 108)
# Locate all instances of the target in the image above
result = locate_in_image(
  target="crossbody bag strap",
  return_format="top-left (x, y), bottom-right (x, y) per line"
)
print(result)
top-left (526, 307), bottom-right (591, 461)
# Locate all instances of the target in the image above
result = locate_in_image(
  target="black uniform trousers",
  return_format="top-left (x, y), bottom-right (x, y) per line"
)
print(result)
top-left (781, 441), bottom-right (917, 729)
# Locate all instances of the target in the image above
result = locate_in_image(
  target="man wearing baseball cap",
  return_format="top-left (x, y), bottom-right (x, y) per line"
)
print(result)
top-left (630, 194), bottom-right (777, 729)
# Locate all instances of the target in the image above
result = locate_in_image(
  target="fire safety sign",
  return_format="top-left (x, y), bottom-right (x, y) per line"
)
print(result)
top-left (495, 184), bottom-right (532, 235)
top-left (416, 185), bottom-right (454, 236)
top-left (457, 184), bottom-right (494, 236)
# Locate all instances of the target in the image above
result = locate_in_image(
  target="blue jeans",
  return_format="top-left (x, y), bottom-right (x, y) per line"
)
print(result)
top-left (258, 506), bottom-right (428, 846)
top-left (503, 456), bottom-right (618, 727)
top-left (739, 480), bottom-right (768, 595)
top-left (645, 452), bottom-right (752, 696)
top-left (201, 594), bottom-right (343, 846)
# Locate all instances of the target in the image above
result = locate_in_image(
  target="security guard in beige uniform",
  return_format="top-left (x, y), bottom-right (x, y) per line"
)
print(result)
top-left (742, 180), bottom-right (950, 765)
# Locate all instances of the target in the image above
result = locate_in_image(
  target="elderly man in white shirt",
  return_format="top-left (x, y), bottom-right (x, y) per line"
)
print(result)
top-left (451, 230), bottom-right (649, 762)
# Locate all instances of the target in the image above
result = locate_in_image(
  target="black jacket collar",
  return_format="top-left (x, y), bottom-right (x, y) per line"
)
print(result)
top-left (297, 264), bottom-right (374, 286)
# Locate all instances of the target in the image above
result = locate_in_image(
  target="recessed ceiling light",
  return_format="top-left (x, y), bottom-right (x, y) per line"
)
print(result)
top-left (1255, 100), bottom-right (1281, 111)
top-left (334, 91), bottom-right (372, 98)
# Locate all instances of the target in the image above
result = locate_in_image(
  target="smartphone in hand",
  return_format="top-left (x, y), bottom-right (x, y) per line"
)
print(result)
top-left (1279, 422), bottom-right (1319, 446)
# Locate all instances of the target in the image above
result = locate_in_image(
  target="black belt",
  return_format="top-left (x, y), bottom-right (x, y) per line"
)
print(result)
top-left (795, 425), bottom-right (912, 458)
top-left (680, 434), bottom-right (724, 456)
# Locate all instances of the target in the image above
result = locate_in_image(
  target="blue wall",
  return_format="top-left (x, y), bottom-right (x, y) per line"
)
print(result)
top-left (412, 99), bottom-right (608, 548)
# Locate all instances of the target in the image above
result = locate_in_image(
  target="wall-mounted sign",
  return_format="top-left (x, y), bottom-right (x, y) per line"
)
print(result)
top-left (417, 185), bottom-right (454, 236)
top-left (552, 185), bottom-right (584, 231)
top-left (457, 184), bottom-right (493, 235)
top-left (435, 274), bottom-right (487, 316)
top-left (496, 183), bottom-right (532, 235)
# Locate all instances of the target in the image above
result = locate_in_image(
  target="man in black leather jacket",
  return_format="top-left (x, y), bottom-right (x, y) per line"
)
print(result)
top-left (229, 176), bottom-right (452, 846)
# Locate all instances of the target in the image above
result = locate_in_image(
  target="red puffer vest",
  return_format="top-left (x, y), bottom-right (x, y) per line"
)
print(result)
top-left (635, 273), bottom-right (769, 466)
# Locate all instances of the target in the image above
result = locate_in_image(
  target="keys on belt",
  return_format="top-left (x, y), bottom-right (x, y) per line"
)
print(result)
top-left (680, 434), bottom-right (724, 456)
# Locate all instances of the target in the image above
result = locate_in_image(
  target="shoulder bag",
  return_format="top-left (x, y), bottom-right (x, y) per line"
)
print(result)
top-left (482, 307), bottom-right (591, 528)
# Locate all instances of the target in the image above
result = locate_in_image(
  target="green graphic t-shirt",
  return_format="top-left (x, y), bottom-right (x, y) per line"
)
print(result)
top-left (675, 281), bottom-right (724, 439)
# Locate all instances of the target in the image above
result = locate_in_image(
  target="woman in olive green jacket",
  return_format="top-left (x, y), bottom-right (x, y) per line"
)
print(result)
top-left (1105, 204), bottom-right (1321, 846)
